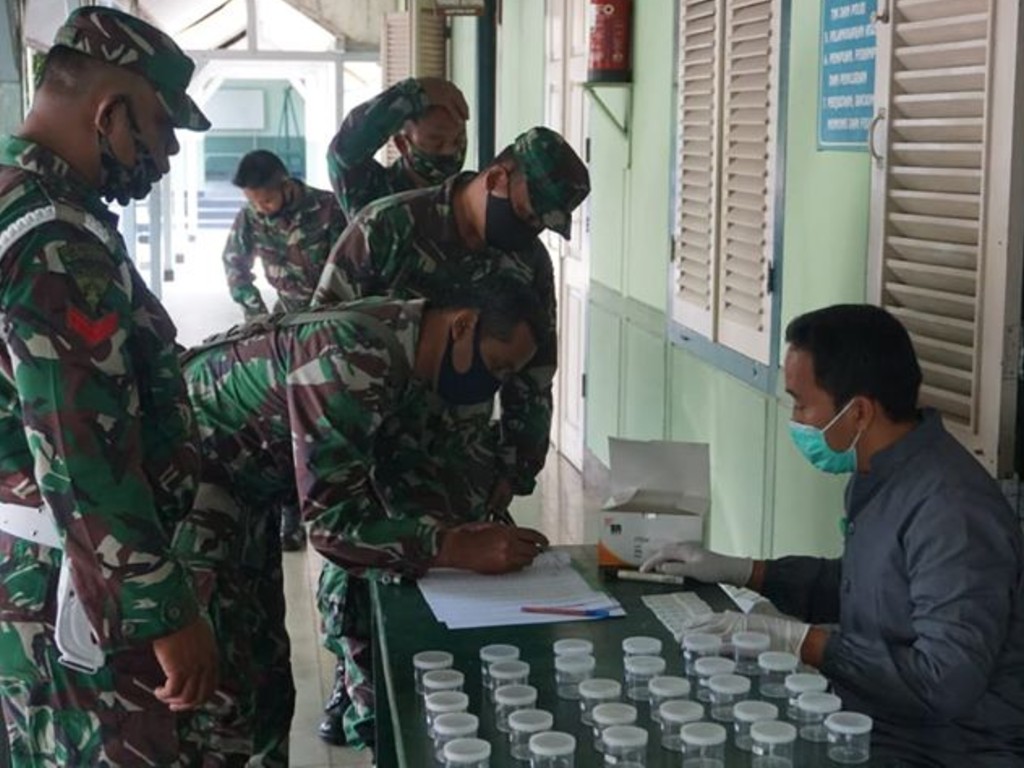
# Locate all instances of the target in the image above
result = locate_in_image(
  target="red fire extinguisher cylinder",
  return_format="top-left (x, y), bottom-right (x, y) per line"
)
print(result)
top-left (588, 0), bottom-right (633, 83)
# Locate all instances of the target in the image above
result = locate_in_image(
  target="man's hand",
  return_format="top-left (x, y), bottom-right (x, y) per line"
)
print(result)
top-left (418, 77), bottom-right (470, 122)
top-left (152, 617), bottom-right (219, 711)
top-left (434, 523), bottom-right (548, 574)
top-left (640, 542), bottom-right (753, 586)
top-left (681, 610), bottom-right (812, 658)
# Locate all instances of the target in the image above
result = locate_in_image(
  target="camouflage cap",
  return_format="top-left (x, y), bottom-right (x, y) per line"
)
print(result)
top-left (510, 126), bottom-right (590, 239)
top-left (53, 7), bottom-right (210, 132)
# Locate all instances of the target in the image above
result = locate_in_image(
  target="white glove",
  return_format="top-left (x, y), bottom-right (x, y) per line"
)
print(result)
top-left (681, 610), bottom-right (811, 657)
top-left (640, 542), bottom-right (753, 586)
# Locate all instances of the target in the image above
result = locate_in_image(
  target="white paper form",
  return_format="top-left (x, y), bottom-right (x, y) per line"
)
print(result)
top-left (417, 551), bottom-right (625, 629)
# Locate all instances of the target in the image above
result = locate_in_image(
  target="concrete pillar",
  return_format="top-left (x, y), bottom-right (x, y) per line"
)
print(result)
top-left (0, 0), bottom-right (24, 136)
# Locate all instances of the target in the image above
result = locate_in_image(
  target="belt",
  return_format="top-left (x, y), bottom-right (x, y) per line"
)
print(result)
top-left (0, 501), bottom-right (105, 674)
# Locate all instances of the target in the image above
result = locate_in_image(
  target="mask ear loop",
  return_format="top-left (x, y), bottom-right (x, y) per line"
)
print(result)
top-left (825, 398), bottom-right (867, 454)
top-left (821, 398), bottom-right (856, 434)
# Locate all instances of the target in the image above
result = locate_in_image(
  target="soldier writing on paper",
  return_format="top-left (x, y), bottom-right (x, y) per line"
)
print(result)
top-left (177, 278), bottom-right (549, 762)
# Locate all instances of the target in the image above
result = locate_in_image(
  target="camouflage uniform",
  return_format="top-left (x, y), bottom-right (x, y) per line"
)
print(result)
top-left (327, 77), bottom-right (441, 219)
top-left (312, 127), bottom-right (590, 745)
top-left (222, 180), bottom-right (345, 319)
top-left (0, 9), bottom-right (213, 765)
top-left (182, 299), bottom-right (452, 760)
top-left (319, 76), bottom-right (467, 746)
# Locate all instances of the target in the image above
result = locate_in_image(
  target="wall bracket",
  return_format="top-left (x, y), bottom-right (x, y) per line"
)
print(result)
top-left (583, 81), bottom-right (631, 138)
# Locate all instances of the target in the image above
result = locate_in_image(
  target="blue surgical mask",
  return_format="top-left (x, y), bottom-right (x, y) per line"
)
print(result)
top-left (436, 323), bottom-right (502, 405)
top-left (788, 399), bottom-right (863, 474)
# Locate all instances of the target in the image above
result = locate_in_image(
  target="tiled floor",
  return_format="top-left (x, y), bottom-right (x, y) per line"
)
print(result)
top-left (160, 231), bottom-right (606, 767)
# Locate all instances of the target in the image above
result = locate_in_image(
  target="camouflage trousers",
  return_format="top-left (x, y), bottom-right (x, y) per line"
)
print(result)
top-left (0, 534), bottom-right (212, 767)
top-left (174, 483), bottom-right (294, 767)
top-left (316, 568), bottom-right (372, 748)
top-left (315, 411), bottom-right (501, 748)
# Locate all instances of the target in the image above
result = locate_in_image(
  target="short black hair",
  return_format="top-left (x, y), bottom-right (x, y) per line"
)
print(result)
top-left (232, 150), bottom-right (288, 189)
top-left (405, 104), bottom-right (446, 128)
top-left (785, 304), bottom-right (922, 423)
top-left (485, 145), bottom-right (518, 173)
top-left (37, 47), bottom-right (107, 95)
top-left (434, 276), bottom-right (546, 349)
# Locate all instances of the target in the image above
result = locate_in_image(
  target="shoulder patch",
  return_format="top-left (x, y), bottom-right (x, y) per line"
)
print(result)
top-left (67, 306), bottom-right (119, 347)
top-left (58, 242), bottom-right (114, 312)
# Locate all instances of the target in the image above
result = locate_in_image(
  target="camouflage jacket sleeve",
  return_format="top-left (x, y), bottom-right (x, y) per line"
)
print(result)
top-left (0, 223), bottom-right (200, 650)
top-left (498, 240), bottom-right (558, 494)
top-left (295, 340), bottom-right (443, 579)
top-left (327, 78), bottom-right (428, 218)
top-left (222, 207), bottom-right (268, 318)
top-left (312, 204), bottom-right (408, 307)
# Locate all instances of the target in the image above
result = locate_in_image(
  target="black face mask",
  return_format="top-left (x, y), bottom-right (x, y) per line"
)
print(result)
top-left (485, 193), bottom-right (542, 251)
top-left (436, 323), bottom-right (502, 405)
top-left (97, 100), bottom-right (162, 205)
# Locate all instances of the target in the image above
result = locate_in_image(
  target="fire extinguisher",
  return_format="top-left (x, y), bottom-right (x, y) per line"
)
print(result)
top-left (588, 0), bottom-right (633, 83)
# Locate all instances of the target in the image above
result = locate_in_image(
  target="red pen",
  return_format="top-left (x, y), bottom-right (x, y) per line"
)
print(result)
top-left (521, 606), bottom-right (612, 618)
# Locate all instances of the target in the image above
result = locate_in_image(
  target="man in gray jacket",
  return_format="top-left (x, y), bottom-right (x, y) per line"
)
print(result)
top-left (644, 304), bottom-right (1024, 766)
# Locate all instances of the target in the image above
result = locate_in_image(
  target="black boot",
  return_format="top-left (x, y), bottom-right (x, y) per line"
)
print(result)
top-left (318, 664), bottom-right (350, 746)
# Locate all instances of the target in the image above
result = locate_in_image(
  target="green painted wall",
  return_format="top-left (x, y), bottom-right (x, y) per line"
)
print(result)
top-left (588, 106), bottom-right (628, 293)
top-left (621, 0), bottom-right (675, 312)
top-left (582, 0), bottom-right (869, 558)
top-left (454, 0), bottom-right (870, 559)
top-left (779, 0), bottom-right (871, 333)
top-left (668, 348), bottom-right (769, 558)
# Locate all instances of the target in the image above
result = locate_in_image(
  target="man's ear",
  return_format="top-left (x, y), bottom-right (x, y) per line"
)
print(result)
top-left (851, 395), bottom-right (875, 431)
top-left (484, 164), bottom-right (510, 196)
top-left (94, 95), bottom-right (126, 135)
top-left (449, 309), bottom-right (479, 342)
top-left (393, 133), bottom-right (410, 157)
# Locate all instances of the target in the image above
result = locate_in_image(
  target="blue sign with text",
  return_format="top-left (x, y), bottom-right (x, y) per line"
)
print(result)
top-left (818, 0), bottom-right (877, 150)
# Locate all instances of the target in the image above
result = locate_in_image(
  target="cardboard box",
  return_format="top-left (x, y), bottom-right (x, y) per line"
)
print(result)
top-left (597, 438), bottom-right (710, 569)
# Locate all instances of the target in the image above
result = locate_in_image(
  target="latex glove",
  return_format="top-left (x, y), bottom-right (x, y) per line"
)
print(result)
top-left (682, 610), bottom-right (811, 657)
top-left (640, 542), bottom-right (753, 586)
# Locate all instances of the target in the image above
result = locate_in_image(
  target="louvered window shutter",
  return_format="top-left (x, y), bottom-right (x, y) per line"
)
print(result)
top-left (382, 13), bottom-right (412, 88)
top-left (671, 0), bottom-right (780, 365)
top-left (715, 0), bottom-right (778, 364)
top-left (672, 0), bottom-right (720, 340)
top-left (416, 10), bottom-right (447, 78)
top-left (380, 6), bottom-right (447, 165)
top-left (381, 13), bottom-right (412, 166)
top-left (868, 0), bottom-right (1024, 474)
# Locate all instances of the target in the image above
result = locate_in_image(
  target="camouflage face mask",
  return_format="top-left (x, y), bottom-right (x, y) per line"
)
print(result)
top-left (404, 140), bottom-right (466, 186)
top-left (98, 100), bottom-right (163, 205)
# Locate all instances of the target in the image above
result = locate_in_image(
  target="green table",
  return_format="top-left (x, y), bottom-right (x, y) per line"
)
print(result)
top-left (371, 546), bottom-right (871, 767)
